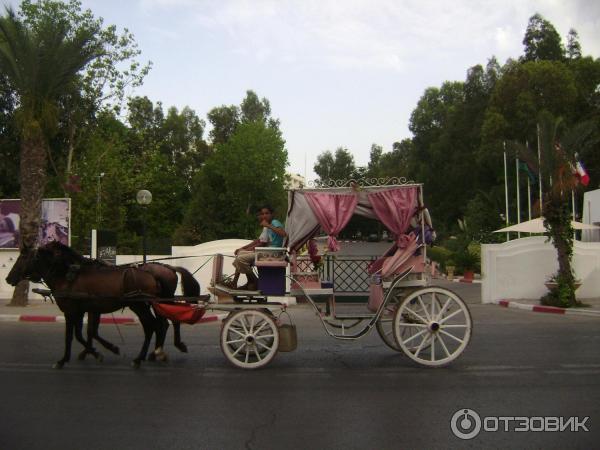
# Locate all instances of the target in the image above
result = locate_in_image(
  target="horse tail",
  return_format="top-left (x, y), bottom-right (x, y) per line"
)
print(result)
top-left (173, 266), bottom-right (200, 297)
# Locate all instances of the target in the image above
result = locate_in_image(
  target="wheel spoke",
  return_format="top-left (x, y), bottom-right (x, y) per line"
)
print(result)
top-left (249, 314), bottom-right (256, 333)
top-left (403, 307), bottom-right (428, 324)
top-left (228, 327), bottom-right (245, 338)
top-left (414, 333), bottom-right (431, 358)
top-left (254, 321), bottom-right (268, 335)
top-left (402, 328), bottom-right (428, 346)
top-left (256, 340), bottom-right (272, 351)
top-left (240, 318), bottom-right (249, 334)
top-left (417, 296), bottom-right (431, 321)
top-left (435, 298), bottom-right (451, 321)
top-left (226, 338), bottom-right (245, 345)
top-left (439, 329), bottom-right (464, 344)
top-left (430, 334), bottom-right (436, 361)
top-left (244, 347), bottom-right (250, 363)
top-left (255, 334), bottom-right (275, 341)
top-left (253, 347), bottom-right (263, 361)
top-left (397, 323), bottom-right (427, 328)
top-left (439, 308), bottom-right (464, 325)
top-left (442, 324), bottom-right (469, 328)
top-left (431, 293), bottom-right (437, 319)
top-left (232, 343), bottom-right (246, 357)
top-left (437, 333), bottom-right (451, 357)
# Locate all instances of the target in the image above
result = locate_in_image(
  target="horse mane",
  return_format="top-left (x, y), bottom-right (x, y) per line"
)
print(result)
top-left (41, 241), bottom-right (110, 269)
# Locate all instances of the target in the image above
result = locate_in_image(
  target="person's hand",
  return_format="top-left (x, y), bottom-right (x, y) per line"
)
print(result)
top-left (260, 219), bottom-right (269, 228)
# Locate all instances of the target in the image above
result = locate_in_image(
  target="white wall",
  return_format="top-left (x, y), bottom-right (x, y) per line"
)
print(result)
top-left (481, 236), bottom-right (600, 303)
top-left (0, 239), bottom-right (251, 300)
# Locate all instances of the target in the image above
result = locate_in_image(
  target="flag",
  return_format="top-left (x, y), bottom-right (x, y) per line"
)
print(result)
top-left (518, 160), bottom-right (537, 184)
top-left (575, 159), bottom-right (590, 186)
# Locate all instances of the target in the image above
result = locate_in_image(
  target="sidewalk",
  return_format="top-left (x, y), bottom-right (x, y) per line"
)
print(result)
top-left (494, 297), bottom-right (600, 317)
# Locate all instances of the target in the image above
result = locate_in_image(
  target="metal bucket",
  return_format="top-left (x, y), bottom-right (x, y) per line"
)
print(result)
top-left (278, 311), bottom-right (297, 352)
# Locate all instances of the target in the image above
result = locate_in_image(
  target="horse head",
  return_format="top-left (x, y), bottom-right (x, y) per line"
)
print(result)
top-left (5, 242), bottom-right (77, 287)
top-left (5, 248), bottom-right (42, 286)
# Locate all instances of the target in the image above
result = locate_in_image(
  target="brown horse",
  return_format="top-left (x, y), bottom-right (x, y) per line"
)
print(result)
top-left (138, 262), bottom-right (200, 360)
top-left (6, 242), bottom-right (163, 368)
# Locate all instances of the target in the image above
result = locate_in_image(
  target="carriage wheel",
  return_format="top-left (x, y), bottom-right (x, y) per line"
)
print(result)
top-left (376, 288), bottom-right (437, 352)
top-left (375, 288), bottom-right (403, 351)
top-left (220, 309), bottom-right (279, 369)
top-left (393, 287), bottom-right (472, 367)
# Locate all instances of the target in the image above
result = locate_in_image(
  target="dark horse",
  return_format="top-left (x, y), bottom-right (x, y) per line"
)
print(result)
top-left (6, 242), bottom-right (196, 368)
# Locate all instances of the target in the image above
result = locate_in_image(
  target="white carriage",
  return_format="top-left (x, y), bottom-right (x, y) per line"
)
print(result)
top-left (210, 179), bottom-right (472, 369)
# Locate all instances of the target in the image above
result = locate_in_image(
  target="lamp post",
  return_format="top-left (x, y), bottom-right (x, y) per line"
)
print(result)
top-left (136, 189), bottom-right (152, 263)
top-left (96, 173), bottom-right (105, 228)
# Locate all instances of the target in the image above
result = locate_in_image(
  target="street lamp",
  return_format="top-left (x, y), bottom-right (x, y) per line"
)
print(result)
top-left (96, 173), bottom-right (105, 228)
top-left (136, 189), bottom-right (152, 263)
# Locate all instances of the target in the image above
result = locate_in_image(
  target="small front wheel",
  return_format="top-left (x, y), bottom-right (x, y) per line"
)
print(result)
top-left (220, 309), bottom-right (279, 369)
top-left (393, 287), bottom-right (472, 367)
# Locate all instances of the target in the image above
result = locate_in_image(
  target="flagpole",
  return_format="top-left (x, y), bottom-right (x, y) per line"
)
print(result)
top-left (525, 140), bottom-right (532, 222)
top-left (515, 155), bottom-right (521, 238)
top-left (537, 124), bottom-right (543, 216)
top-left (504, 143), bottom-right (509, 242)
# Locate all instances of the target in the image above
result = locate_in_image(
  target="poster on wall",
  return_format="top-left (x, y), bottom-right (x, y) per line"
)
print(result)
top-left (0, 198), bottom-right (71, 249)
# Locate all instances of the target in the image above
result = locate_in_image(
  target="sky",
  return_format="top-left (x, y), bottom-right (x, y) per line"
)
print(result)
top-left (8, 0), bottom-right (600, 181)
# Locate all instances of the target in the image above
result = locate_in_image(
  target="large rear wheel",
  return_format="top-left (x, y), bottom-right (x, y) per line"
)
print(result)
top-left (393, 287), bottom-right (472, 367)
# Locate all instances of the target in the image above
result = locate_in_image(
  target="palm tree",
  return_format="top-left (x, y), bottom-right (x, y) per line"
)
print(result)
top-left (514, 112), bottom-right (595, 307)
top-left (0, 7), bottom-right (102, 305)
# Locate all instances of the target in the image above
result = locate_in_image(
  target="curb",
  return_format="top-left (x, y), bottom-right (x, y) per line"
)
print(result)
top-left (0, 313), bottom-right (226, 324)
top-left (495, 299), bottom-right (600, 317)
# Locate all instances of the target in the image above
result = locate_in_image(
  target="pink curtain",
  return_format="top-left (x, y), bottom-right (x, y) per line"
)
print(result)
top-left (304, 192), bottom-right (358, 252)
top-left (367, 187), bottom-right (418, 236)
top-left (367, 187), bottom-right (418, 277)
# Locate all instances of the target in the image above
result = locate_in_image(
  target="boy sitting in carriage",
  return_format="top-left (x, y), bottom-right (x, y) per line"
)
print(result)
top-left (224, 205), bottom-right (286, 291)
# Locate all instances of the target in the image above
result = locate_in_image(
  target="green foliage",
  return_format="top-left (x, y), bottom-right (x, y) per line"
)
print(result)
top-left (176, 120), bottom-right (288, 243)
top-left (522, 13), bottom-right (565, 62)
top-left (313, 147), bottom-right (356, 183)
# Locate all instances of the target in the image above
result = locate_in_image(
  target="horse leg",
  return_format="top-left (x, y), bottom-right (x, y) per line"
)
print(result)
top-left (54, 314), bottom-right (75, 369)
top-left (149, 314), bottom-right (169, 362)
top-left (129, 304), bottom-right (157, 368)
top-left (88, 312), bottom-right (120, 355)
top-left (172, 321), bottom-right (188, 353)
top-left (75, 312), bottom-right (102, 362)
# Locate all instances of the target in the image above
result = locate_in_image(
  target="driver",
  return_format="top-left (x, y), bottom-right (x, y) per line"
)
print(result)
top-left (224, 205), bottom-right (286, 291)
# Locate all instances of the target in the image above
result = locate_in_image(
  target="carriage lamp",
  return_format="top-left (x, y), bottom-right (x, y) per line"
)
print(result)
top-left (136, 190), bottom-right (152, 263)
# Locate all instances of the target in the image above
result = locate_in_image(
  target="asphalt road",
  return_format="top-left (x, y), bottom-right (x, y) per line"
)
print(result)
top-left (0, 282), bottom-right (598, 449)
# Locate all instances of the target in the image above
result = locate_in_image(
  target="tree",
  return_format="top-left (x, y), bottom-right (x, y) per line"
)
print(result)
top-left (513, 112), bottom-right (595, 307)
top-left (313, 147), bottom-right (356, 183)
top-left (0, 6), bottom-right (103, 305)
top-left (176, 121), bottom-right (288, 243)
top-left (566, 28), bottom-right (582, 60)
top-left (522, 13), bottom-right (564, 62)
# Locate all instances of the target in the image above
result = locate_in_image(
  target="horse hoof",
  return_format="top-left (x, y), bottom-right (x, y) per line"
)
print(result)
top-left (155, 351), bottom-right (168, 362)
top-left (53, 361), bottom-right (65, 369)
top-left (176, 343), bottom-right (188, 353)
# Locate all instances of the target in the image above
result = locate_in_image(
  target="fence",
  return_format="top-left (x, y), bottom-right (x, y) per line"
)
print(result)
top-left (296, 255), bottom-right (377, 296)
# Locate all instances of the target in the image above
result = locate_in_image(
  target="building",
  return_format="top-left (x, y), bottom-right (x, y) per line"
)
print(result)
top-left (285, 173), bottom-right (305, 190)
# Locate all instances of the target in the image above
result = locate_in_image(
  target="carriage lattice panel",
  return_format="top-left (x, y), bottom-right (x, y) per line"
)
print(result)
top-left (329, 257), bottom-right (375, 293)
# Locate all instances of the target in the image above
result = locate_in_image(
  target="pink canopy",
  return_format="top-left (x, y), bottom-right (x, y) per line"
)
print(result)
top-left (367, 187), bottom-right (418, 277)
top-left (304, 192), bottom-right (358, 252)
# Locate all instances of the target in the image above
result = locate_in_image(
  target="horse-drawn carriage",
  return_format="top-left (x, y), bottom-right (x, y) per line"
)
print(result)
top-left (6, 179), bottom-right (472, 370)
